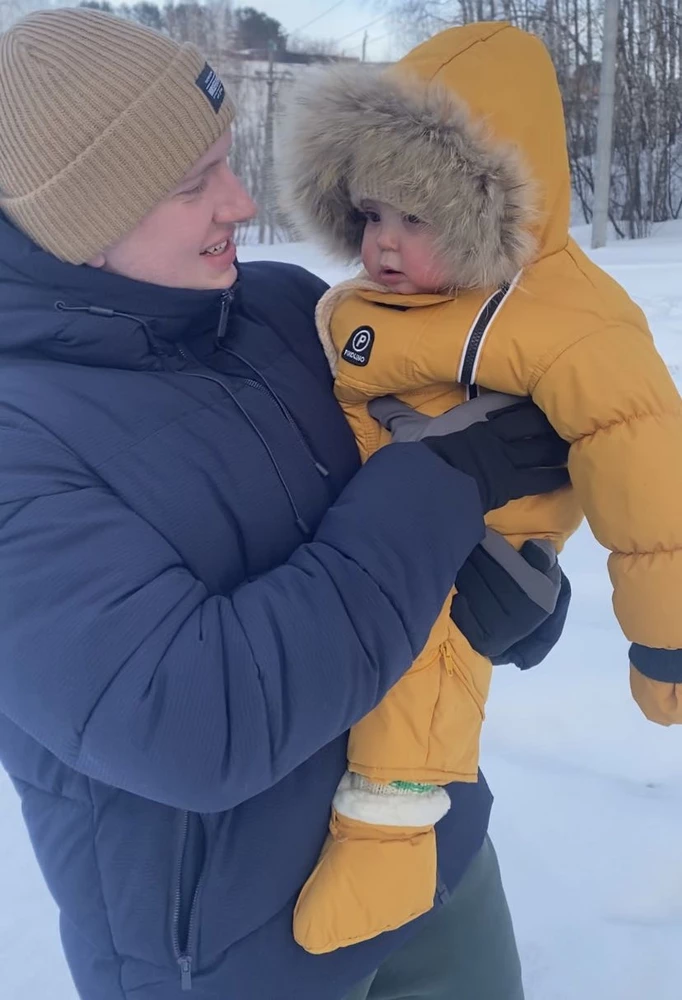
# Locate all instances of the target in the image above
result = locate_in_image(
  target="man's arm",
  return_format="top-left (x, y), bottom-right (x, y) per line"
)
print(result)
top-left (0, 414), bottom-right (483, 812)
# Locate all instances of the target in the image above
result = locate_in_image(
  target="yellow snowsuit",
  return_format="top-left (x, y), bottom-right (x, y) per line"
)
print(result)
top-left (281, 22), bottom-right (682, 955)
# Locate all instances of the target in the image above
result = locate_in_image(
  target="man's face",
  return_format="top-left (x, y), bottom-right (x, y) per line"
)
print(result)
top-left (90, 130), bottom-right (257, 290)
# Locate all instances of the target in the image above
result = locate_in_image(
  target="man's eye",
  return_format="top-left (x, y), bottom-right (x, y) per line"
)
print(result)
top-left (179, 178), bottom-right (207, 197)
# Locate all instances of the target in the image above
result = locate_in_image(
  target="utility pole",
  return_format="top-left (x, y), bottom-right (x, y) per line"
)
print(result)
top-left (591, 0), bottom-right (620, 249)
top-left (361, 30), bottom-right (368, 63)
top-left (260, 39), bottom-right (276, 245)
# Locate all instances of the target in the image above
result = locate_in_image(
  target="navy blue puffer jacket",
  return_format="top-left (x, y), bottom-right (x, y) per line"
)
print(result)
top-left (0, 216), bottom-right (492, 1000)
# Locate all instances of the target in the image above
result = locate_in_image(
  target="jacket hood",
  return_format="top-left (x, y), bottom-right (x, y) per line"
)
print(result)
top-left (278, 22), bottom-right (571, 290)
top-left (0, 213), bottom-right (224, 368)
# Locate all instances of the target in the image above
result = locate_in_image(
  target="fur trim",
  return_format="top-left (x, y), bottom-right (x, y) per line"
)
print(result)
top-left (277, 64), bottom-right (537, 290)
top-left (315, 271), bottom-right (386, 374)
top-left (332, 771), bottom-right (451, 828)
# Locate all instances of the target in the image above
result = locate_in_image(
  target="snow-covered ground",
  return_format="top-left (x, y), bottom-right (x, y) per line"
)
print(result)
top-left (2, 228), bottom-right (681, 999)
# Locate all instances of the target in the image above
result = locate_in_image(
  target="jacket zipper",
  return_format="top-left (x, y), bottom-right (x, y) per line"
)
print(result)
top-left (172, 812), bottom-right (206, 992)
top-left (216, 288), bottom-right (233, 342)
top-left (180, 302), bottom-right (329, 482)
top-left (236, 376), bottom-right (329, 478)
top-left (174, 365), bottom-right (312, 534)
top-left (435, 869), bottom-right (450, 905)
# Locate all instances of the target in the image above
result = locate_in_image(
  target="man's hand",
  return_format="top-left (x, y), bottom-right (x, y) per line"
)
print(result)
top-left (451, 528), bottom-right (571, 668)
top-left (369, 393), bottom-right (569, 514)
top-left (368, 392), bottom-right (524, 443)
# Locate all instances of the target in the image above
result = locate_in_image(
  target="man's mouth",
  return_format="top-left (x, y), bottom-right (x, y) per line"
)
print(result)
top-left (201, 239), bottom-right (230, 257)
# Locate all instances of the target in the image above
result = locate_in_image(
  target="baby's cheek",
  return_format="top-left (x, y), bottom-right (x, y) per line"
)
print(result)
top-left (361, 247), bottom-right (380, 281)
top-left (360, 246), bottom-right (371, 269)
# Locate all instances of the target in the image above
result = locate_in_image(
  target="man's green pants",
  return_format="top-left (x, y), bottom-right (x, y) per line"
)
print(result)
top-left (343, 837), bottom-right (524, 1000)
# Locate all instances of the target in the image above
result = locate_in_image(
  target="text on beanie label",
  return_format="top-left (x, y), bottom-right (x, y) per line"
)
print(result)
top-left (196, 63), bottom-right (225, 113)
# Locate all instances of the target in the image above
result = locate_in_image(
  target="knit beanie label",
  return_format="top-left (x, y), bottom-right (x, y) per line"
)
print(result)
top-left (196, 63), bottom-right (226, 114)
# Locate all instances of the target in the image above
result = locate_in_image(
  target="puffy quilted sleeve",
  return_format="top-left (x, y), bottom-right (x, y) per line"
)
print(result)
top-left (0, 409), bottom-right (483, 811)
top-left (532, 322), bottom-right (682, 725)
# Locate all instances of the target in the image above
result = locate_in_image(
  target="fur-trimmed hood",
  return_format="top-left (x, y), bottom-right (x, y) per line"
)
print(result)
top-left (277, 21), bottom-right (571, 290)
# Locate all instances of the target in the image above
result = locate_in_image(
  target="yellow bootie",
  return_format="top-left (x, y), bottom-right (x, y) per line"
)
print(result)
top-left (293, 773), bottom-right (451, 955)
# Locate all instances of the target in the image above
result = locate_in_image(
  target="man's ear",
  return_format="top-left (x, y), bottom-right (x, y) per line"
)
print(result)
top-left (87, 252), bottom-right (106, 269)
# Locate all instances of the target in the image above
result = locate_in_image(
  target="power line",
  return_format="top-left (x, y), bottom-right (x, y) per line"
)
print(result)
top-left (336, 12), bottom-right (387, 45)
top-left (366, 30), bottom-right (393, 48)
top-left (292, 0), bottom-right (347, 36)
top-left (346, 28), bottom-right (393, 54)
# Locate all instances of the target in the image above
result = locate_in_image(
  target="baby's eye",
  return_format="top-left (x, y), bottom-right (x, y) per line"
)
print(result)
top-left (404, 213), bottom-right (424, 226)
top-left (363, 209), bottom-right (381, 224)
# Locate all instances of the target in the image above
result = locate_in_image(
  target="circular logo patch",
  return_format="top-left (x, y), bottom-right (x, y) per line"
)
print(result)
top-left (342, 325), bottom-right (375, 367)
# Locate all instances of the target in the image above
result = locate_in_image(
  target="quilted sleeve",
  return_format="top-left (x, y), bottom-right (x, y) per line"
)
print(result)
top-left (0, 410), bottom-right (484, 811)
top-left (532, 322), bottom-right (682, 725)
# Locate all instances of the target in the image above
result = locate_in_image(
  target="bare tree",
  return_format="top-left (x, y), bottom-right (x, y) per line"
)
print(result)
top-left (225, 60), bottom-right (299, 244)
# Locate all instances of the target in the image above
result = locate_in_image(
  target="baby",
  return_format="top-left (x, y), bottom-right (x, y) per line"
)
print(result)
top-left (280, 21), bottom-right (682, 956)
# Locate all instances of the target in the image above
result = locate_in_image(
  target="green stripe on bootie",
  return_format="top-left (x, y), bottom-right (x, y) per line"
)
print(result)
top-left (389, 781), bottom-right (438, 795)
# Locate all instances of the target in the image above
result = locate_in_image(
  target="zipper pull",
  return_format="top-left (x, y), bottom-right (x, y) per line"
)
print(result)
top-left (178, 955), bottom-right (193, 991)
top-left (216, 289), bottom-right (234, 342)
top-left (87, 306), bottom-right (117, 317)
top-left (440, 641), bottom-right (457, 676)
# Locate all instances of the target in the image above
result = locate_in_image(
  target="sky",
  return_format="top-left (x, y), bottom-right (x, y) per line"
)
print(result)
top-left (251, 0), bottom-right (405, 63)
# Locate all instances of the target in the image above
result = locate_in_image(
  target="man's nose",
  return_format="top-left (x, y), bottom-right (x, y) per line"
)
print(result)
top-left (214, 168), bottom-right (258, 224)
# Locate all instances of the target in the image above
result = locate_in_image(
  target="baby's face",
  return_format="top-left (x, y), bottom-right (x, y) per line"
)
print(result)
top-left (359, 200), bottom-right (451, 294)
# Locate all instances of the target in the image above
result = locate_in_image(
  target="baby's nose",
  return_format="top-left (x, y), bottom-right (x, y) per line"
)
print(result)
top-left (377, 227), bottom-right (399, 250)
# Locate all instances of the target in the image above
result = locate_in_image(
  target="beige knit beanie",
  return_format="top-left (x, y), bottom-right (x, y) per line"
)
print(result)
top-left (0, 7), bottom-right (235, 264)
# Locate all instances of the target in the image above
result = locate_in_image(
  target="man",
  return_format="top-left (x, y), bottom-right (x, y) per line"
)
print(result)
top-left (0, 9), bottom-right (569, 999)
